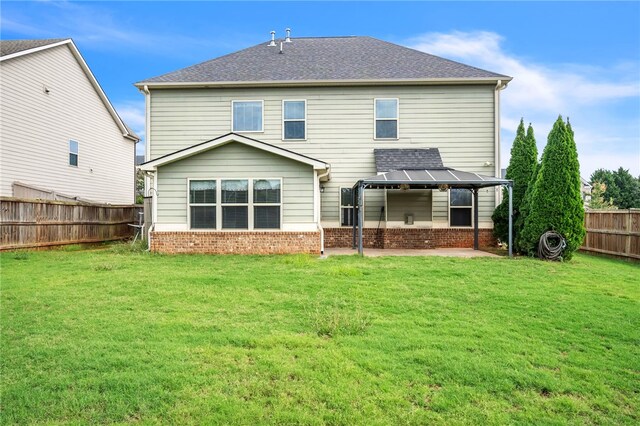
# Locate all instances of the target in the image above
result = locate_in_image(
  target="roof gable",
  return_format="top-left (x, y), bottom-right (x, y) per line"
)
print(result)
top-left (1, 38), bottom-right (138, 142)
top-left (139, 133), bottom-right (329, 171)
top-left (137, 36), bottom-right (511, 87)
top-left (0, 39), bottom-right (68, 58)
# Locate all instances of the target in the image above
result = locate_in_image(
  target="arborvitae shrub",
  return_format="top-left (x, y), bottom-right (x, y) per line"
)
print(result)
top-left (520, 116), bottom-right (585, 259)
top-left (492, 119), bottom-right (538, 252)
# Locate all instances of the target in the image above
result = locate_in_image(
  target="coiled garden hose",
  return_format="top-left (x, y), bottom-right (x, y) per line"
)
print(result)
top-left (538, 231), bottom-right (566, 261)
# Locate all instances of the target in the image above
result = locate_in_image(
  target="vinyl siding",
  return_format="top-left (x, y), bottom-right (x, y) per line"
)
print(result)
top-left (156, 142), bottom-right (314, 225)
top-left (387, 190), bottom-right (433, 223)
top-left (149, 85), bottom-right (496, 226)
top-left (0, 44), bottom-right (134, 204)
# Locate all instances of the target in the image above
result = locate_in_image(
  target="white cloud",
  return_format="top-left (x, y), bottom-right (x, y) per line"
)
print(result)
top-left (1, 1), bottom-right (245, 58)
top-left (115, 101), bottom-right (146, 155)
top-left (407, 31), bottom-right (640, 178)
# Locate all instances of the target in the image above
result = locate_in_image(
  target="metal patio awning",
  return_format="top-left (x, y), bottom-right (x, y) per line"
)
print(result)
top-left (352, 168), bottom-right (514, 257)
top-left (361, 168), bottom-right (511, 189)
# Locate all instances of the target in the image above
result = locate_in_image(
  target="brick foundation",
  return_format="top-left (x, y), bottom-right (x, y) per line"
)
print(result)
top-left (324, 227), bottom-right (496, 249)
top-left (151, 231), bottom-right (321, 254)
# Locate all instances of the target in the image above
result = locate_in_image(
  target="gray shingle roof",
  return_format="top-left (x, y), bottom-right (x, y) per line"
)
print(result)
top-left (138, 36), bottom-right (510, 85)
top-left (374, 148), bottom-right (444, 172)
top-left (0, 39), bottom-right (68, 57)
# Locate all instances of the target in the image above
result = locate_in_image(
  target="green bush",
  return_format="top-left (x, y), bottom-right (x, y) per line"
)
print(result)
top-left (492, 119), bottom-right (538, 252)
top-left (520, 117), bottom-right (585, 259)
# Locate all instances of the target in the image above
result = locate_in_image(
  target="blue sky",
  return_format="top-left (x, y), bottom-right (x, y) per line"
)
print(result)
top-left (3, 1), bottom-right (639, 178)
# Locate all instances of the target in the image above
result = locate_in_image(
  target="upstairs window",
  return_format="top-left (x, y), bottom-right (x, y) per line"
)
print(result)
top-left (69, 140), bottom-right (79, 166)
top-left (449, 188), bottom-right (472, 227)
top-left (283, 100), bottom-right (306, 140)
top-left (375, 98), bottom-right (398, 139)
top-left (232, 101), bottom-right (263, 132)
top-left (189, 180), bottom-right (216, 229)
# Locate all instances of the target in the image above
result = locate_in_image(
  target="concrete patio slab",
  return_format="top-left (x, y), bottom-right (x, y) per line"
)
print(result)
top-left (323, 248), bottom-right (500, 258)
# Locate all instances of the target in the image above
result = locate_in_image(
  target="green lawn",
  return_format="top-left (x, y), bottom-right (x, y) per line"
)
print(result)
top-left (1, 247), bottom-right (638, 425)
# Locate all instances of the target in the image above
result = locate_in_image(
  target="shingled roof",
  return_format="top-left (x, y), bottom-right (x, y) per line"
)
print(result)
top-left (137, 36), bottom-right (510, 86)
top-left (0, 39), bottom-right (68, 57)
top-left (374, 148), bottom-right (445, 172)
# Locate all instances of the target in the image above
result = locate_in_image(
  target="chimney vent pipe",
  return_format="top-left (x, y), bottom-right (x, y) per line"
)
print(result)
top-left (268, 31), bottom-right (276, 47)
top-left (285, 28), bottom-right (291, 43)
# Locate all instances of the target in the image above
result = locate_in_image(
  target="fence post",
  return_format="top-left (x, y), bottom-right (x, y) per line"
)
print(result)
top-left (625, 210), bottom-right (632, 256)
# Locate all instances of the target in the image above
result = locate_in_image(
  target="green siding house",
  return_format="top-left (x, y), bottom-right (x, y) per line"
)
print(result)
top-left (137, 35), bottom-right (512, 254)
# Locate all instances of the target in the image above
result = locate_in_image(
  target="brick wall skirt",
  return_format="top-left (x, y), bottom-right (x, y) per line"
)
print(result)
top-left (151, 231), bottom-right (321, 254)
top-left (324, 227), bottom-right (496, 249)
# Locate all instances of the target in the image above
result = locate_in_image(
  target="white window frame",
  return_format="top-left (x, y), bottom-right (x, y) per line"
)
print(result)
top-left (252, 178), bottom-right (283, 229)
top-left (231, 100), bottom-right (264, 133)
top-left (187, 178), bottom-right (217, 230)
top-left (374, 98), bottom-right (399, 140)
top-left (448, 188), bottom-right (474, 228)
top-left (186, 178), bottom-right (283, 230)
top-left (69, 140), bottom-right (79, 167)
top-left (221, 179), bottom-right (250, 230)
top-left (339, 187), bottom-right (356, 227)
top-left (282, 99), bottom-right (307, 141)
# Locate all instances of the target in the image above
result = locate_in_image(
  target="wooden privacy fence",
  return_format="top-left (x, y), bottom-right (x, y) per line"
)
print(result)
top-left (581, 209), bottom-right (640, 260)
top-left (0, 197), bottom-right (141, 250)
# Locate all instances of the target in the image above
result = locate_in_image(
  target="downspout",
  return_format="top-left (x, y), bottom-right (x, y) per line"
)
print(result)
top-left (143, 171), bottom-right (157, 252)
top-left (494, 79), bottom-right (508, 206)
top-left (141, 85), bottom-right (151, 193)
top-left (140, 85), bottom-right (155, 251)
top-left (316, 165), bottom-right (331, 254)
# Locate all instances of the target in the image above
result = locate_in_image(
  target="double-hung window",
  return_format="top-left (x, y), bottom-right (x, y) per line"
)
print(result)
top-left (340, 187), bottom-right (357, 227)
top-left (222, 179), bottom-right (249, 229)
top-left (449, 188), bottom-right (472, 227)
top-left (253, 179), bottom-right (281, 228)
top-left (283, 100), bottom-right (306, 140)
top-left (69, 140), bottom-right (79, 166)
top-left (189, 180), bottom-right (216, 228)
top-left (189, 178), bottom-right (282, 230)
top-left (232, 101), bottom-right (263, 132)
top-left (374, 98), bottom-right (399, 139)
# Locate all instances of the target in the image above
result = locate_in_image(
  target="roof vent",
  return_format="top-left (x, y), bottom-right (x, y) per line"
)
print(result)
top-left (268, 31), bottom-right (276, 47)
top-left (285, 28), bottom-right (291, 43)
top-left (279, 41), bottom-right (284, 54)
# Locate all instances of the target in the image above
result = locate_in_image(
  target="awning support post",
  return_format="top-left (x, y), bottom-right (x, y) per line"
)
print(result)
top-left (473, 188), bottom-right (479, 250)
top-left (358, 182), bottom-right (364, 256)
top-left (508, 184), bottom-right (513, 258)
top-left (351, 186), bottom-right (356, 249)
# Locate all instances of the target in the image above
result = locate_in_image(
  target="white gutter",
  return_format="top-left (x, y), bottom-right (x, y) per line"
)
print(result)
top-left (316, 166), bottom-right (331, 254)
top-left (134, 77), bottom-right (513, 90)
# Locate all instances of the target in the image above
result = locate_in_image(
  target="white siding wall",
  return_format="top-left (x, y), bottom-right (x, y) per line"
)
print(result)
top-left (149, 85), bottom-right (496, 226)
top-left (0, 45), bottom-right (135, 204)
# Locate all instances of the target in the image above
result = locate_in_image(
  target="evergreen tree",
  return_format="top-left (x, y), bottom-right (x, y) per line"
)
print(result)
top-left (515, 161), bottom-right (539, 251)
top-left (520, 116), bottom-right (585, 259)
top-left (611, 167), bottom-right (640, 208)
top-left (491, 119), bottom-right (538, 252)
top-left (590, 168), bottom-right (640, 208)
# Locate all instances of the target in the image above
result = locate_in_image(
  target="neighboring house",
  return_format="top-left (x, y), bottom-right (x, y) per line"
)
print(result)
top-left (137, 35), bottom-right (512, 254)
top-left (581, 177), bottom-right (592, 207)
top-left (0, 39), bottom-right (139, 204)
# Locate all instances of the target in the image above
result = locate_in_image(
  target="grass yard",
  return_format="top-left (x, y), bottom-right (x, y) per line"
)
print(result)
top-left (1, 246), bottom-right (639, 425)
